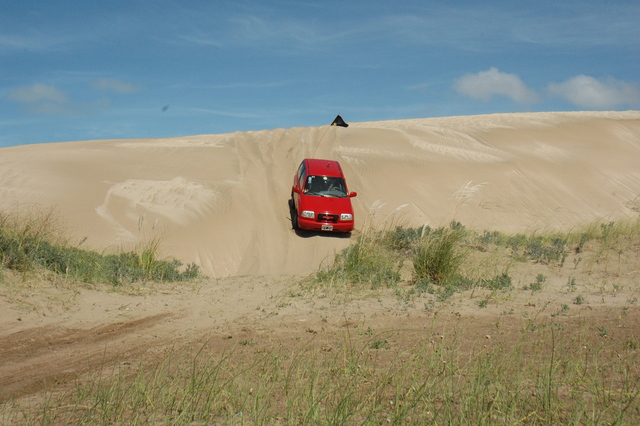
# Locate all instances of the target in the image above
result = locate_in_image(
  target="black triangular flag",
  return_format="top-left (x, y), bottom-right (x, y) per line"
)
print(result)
top-left (331, 114), bottom-right (348, 127)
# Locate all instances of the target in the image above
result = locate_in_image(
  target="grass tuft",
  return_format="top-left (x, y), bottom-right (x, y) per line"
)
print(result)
top-left (0, 209), bottom-right (200, 285)
top-left (315, 229), bottom-right (400, 288)
top-left (413, 227), bottom-right (467, 287)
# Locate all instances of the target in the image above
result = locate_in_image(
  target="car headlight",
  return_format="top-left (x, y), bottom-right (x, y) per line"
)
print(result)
top-left (340, 213), bottom-right (353, 221)
top-left (301, 210), bottom-right (315, 219)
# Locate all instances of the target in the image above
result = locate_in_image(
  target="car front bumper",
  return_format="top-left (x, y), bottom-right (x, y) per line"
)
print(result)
top-left (297, 217), bottom-right (354, 233)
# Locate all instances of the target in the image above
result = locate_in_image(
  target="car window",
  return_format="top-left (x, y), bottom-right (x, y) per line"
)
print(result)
top-left (304, 175), bottom-right (347, 197)
top-left (297, 162), bottom-right (306, 188)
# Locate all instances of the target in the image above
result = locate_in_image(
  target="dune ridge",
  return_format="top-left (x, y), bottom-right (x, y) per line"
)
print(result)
top-left (1, 111), bottom-right (639, 277)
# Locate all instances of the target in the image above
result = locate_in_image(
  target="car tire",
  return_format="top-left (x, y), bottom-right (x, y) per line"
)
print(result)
top-left (290, 200), bottom-right (299, 230)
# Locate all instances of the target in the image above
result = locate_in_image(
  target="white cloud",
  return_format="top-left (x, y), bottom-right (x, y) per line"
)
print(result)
top-left (7, 83), bottom-right (69, 104)
top-left (6, 83), bottom-right (108, 115)
top-left (454, 67), bottom-right (539, 104)
top-left (6, 84), bottom-right (74, 115)
top-left (0, 35), bottom-right (39, 50)
top-left (183, 14), bottom-right (335, 52)
top-left (547, 75), bottom-right (640, 109)
top-left (91, 78), bottom-right (141, 94)
top-left (0, 33), bottom-right (69, 51)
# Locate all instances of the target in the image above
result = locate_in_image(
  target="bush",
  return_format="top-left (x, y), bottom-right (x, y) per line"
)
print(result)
top-left (381, 225), bottom-right (426, 255)
top-left (479, 272), bottom-right (513, 290)
top-left (524, 236), bottom-right (567, 264)
top-left (478, 230), bottom-right (507, 246)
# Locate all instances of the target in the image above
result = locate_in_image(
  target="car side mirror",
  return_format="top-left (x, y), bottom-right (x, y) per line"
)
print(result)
top-left (348, 191), bottom-right (357, 198)
top-left (292, 186), bottom-right (302, 195)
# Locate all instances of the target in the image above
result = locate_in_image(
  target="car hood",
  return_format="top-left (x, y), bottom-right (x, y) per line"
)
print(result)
top-left (299, 194), bottom-right (354, 214)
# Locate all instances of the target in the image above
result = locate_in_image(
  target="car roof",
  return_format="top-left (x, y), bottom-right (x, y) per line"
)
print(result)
top-left (303, 158), bottom-right (344, 178)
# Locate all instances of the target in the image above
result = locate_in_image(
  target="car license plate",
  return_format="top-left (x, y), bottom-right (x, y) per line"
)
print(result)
top-left (322, 225), bottom-right (333, 231)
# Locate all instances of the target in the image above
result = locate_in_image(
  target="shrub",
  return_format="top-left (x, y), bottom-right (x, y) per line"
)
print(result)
top-left (524, 236), bottom-right (567, 264)
top-left (381, 225), bottom-right (426, 255)
top-left (478, 230), bottom-right (507, 246)
top-left (479, 272), bottom-right (513, 290)
top-left (523, 274), bottom-right (546, 292)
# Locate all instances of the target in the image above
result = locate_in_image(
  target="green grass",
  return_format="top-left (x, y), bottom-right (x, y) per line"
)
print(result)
top-left (2, 213), bottom-right (640, 423)
top-left (413, 226), bottom-right (468, 287)
top-left (0, 209), bottom-right (200, 285)
top-left (523, 274), bottom-right (546, 292)
top-left (315, 228), bottom-right (401, 288)
top-left (315, 217), bottom-right (640, 299)
top-left (4, 319), bottom-right (638, 424)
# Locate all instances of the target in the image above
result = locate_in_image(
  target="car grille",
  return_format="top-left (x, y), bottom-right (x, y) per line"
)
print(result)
top-left (317, 213), bottom-right (339, 223)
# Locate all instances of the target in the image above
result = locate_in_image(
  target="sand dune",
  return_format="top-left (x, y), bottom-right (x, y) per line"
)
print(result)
top-left (1, 111), bottom-right (639, 277)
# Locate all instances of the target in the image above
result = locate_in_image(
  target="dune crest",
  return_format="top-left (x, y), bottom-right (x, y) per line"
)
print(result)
top-left (1, 111), bottom-right (639, 277)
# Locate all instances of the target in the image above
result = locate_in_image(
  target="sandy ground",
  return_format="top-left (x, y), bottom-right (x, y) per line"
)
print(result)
top-left (1, 111), bottom-right (640, 407)
top-left (1, 245), bottom-right (639, 405)
top-left (1, 111), bottom-right (639, 278)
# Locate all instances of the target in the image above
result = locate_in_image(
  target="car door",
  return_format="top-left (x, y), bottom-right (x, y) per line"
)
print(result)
top-left (293, 161), bottom-right (306, 209)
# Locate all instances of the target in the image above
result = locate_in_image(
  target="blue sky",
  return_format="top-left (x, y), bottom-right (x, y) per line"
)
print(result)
top-left (1, 0), bottom-right (639, 147)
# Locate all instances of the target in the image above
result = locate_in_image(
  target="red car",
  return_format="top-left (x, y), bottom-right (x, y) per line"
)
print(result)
top-left (291, 158), bottom-right (357, 233)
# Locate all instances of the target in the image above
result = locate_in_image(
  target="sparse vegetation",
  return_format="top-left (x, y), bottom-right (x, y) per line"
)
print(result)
top-left (3, 214), bottom-right (640, 424)
top-left (315, 228), bottom-right (400, 288)
top-left (0, 209), bottom-right (200, 285)
top-left (413, 226), bottom-right (467, 287)
top-left (315, 217), bottom-right (640, 302)
top-left (478, 271), bottom-right (513, 290)
top-left (380, 224), bottom-right (425, 255)
top-left (523, 274), bottom-right (546, 292)
top-left (3, 318), bottom-right (638, 424)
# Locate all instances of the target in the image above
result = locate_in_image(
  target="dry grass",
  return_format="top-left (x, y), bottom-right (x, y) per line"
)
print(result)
top-left (3, 311), bottom-right (639, 424)
top-left (0, 208), bottom-right (200, 286)
top-left (2, 216), bottom-right (640, 424)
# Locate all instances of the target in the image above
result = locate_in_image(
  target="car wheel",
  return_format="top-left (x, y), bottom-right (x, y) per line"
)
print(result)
top-left (291, 202), bottom-right (299, 230)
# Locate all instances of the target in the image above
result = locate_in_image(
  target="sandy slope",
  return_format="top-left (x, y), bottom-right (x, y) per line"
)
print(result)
top-left (2, 111), bottom-right (640, 412)
top-left (1, 111), bottom-right (639, 278)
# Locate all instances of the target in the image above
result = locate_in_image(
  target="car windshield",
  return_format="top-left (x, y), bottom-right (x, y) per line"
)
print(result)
top-left (304, 175), bottom-right (347, 198)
